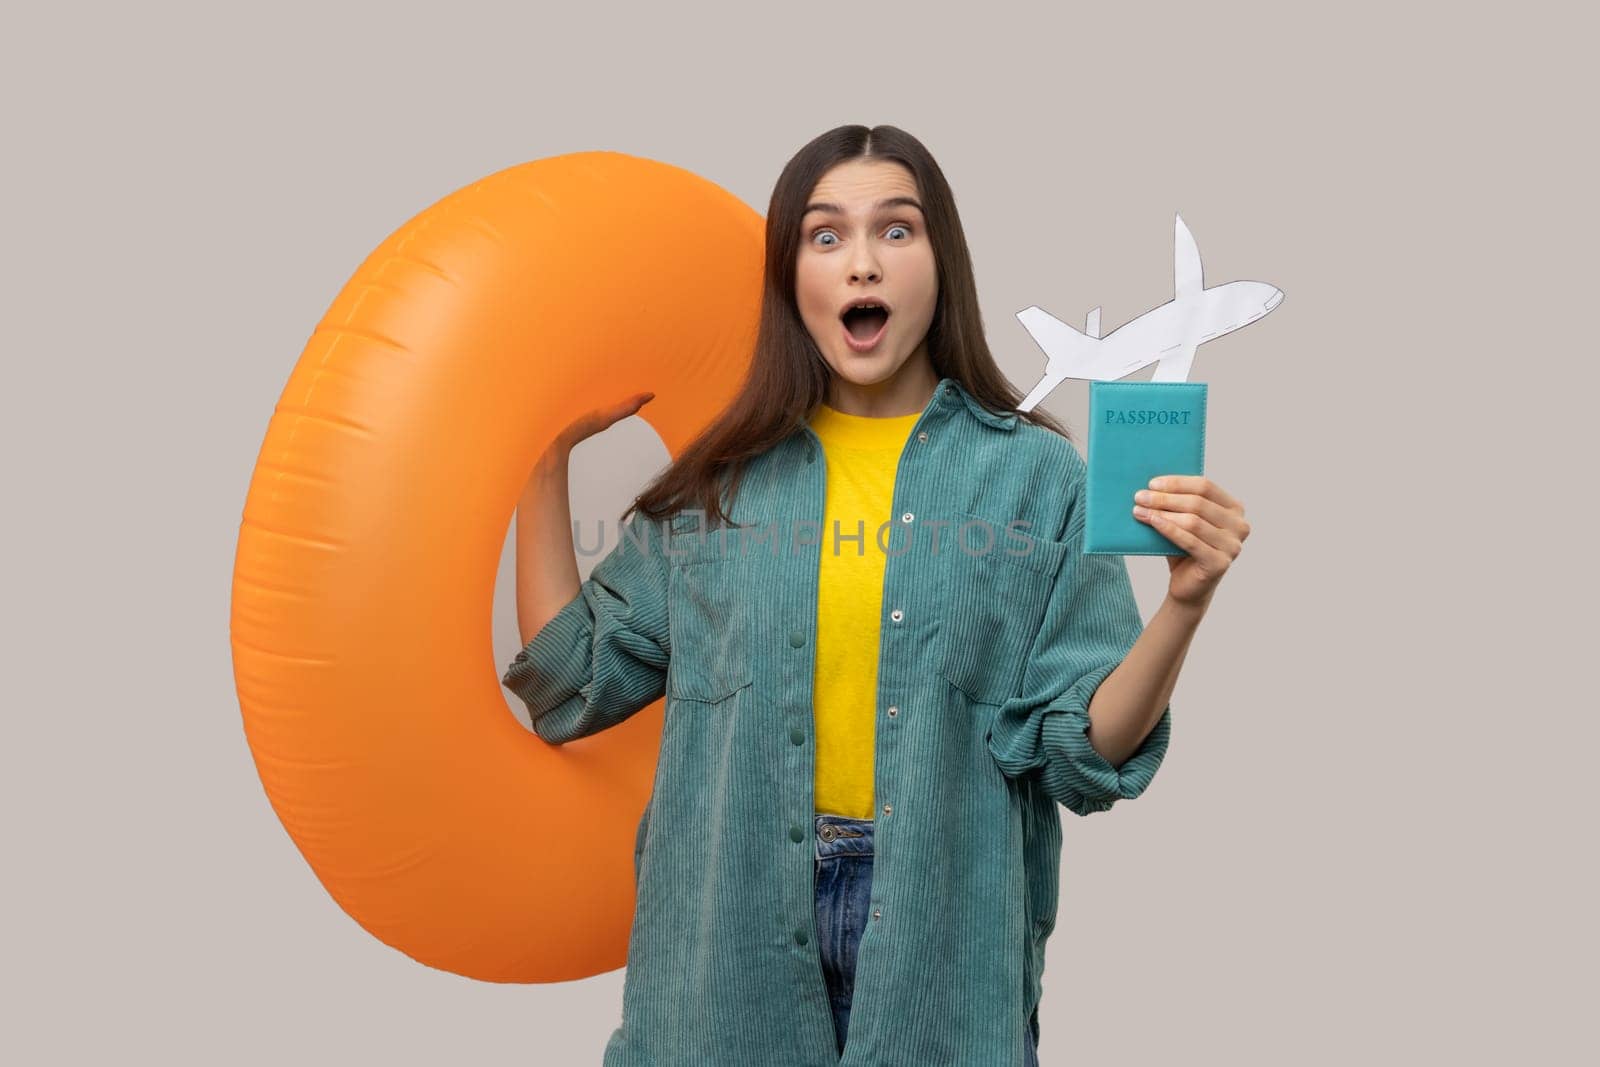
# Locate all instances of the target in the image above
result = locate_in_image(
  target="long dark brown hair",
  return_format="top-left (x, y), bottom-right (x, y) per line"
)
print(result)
top-left (626, 124), bottom-right (1072, 529)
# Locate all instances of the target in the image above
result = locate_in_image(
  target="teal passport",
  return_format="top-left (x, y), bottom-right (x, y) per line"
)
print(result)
top-left (1084, 381), bottom-right (1208, 556)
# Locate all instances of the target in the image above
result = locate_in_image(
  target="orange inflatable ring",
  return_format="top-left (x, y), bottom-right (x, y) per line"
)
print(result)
top-left (230, 151), bottom-right (763, 982)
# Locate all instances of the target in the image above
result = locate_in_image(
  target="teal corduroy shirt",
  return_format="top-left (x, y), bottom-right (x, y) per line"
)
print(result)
top-left (503, 376), bottom-right (1172, 1066)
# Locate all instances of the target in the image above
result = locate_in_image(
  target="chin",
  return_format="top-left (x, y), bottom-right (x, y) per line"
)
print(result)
top-left (828, 352), bottom-right (907, 386)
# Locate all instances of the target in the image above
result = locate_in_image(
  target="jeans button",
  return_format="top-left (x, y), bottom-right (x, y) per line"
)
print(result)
top-left (819, 825), bottom-right (836, 842)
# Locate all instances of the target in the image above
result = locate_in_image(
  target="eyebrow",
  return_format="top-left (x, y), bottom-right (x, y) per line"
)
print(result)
top-left (801, 196), bottom-right (925, 220)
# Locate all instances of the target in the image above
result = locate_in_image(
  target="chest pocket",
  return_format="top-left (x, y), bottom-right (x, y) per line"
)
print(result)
top-left (666, 548), bottom-right (755, 704)
top-left (938, 511), bottom-right (1070, 705)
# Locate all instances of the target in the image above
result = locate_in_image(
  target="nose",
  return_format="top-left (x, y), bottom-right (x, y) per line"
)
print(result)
top-left (1265, 288), bottom-right (1284, 311)
top-left (850, 246), bottom-right (882, 283)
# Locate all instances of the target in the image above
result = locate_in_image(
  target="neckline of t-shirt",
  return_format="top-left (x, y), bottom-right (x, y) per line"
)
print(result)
top-left (808, 402), bottom-right (923, 452)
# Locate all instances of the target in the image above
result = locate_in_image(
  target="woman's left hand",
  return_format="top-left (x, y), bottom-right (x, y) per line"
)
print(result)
top-left (1132, 475), bottom-right (1251, 610)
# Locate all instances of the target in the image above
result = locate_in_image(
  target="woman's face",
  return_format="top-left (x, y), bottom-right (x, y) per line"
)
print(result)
top-left (795, 158), bottom-right (938, 395)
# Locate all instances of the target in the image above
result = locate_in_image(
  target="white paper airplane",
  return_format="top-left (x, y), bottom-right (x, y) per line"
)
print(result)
top-left (1015, 214), bottom-right (1283, 412)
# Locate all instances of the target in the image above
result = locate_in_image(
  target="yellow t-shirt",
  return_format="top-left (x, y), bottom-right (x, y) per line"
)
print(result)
top-left (806, 401), bottom-right (923, 819)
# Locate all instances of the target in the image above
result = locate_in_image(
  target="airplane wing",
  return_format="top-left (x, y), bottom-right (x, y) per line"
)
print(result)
top-left (1174, 213), bottom-right (1203, 300)
top-left (1150, 341), bottom-right (1197, 382)
top-left (1016, 373), bottom-right (1062, 413)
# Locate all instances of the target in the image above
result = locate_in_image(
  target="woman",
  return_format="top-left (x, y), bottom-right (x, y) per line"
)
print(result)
top-left (505, 125), bottom-right (1249, 1066)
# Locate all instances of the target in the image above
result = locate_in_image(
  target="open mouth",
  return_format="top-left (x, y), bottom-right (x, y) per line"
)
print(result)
top-left (840, 303), bottom-right (891, 351)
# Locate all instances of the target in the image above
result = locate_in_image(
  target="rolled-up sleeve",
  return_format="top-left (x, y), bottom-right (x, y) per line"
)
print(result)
top-left (501, 512), bottom-right (671, 744)
top-left (987, 473), bottom-right (1172, 816)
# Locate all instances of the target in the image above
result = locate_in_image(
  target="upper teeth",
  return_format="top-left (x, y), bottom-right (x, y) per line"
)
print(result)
top-left (847, 303), bottom-right (884, 312)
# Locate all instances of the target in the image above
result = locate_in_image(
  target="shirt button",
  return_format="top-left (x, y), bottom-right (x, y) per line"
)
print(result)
top-left (890, 609), bottom-right (904, 623)
top-left (790, 727), bottom-right (805, 746)
top-left (795, 928), bottom-right (809, 945)
top-left (789, 630), bottom-right (805, 647)
top-left (872, 907), bottom-right (882, 920)
top-left (887, 705), bottom-right (898, 718)
top-left (882, 803), bottom-right (892, 816)
top-left (917, 431), bottom-right (929, 442)
top-left (789, 825), bottom-right (804, 843)
top-left (901, 511), bottom-right (914, 523)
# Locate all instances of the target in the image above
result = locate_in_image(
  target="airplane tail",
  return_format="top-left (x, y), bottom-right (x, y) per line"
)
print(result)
top-left (1014, 305), bottom-right (1105, 412)
top-left (1016, 304), bottom-right (1101, 363)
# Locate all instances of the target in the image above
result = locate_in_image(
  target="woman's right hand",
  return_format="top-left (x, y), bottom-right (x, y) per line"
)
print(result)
top-left (551, 390), bottom-right (656, 455)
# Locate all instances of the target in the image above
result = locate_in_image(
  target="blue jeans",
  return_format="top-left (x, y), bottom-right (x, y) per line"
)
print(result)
top-left (813, 812), bottom-right (1041, 1064)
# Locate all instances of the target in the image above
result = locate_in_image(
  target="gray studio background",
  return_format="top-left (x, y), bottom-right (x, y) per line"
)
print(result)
top-left (7, 2), bottom-right (1592, 1064)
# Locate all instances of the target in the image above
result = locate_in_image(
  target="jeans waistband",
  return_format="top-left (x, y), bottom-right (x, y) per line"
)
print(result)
top-left (814, 812), bottom-right (875, 861)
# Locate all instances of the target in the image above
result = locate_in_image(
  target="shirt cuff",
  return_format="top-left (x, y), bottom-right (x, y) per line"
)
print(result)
top-left (501, 592), bottom-right (597, 737)
top-left (1037, 703), bottom-right (1172, 816)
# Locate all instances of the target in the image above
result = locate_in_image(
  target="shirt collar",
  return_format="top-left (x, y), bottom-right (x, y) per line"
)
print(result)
top-left (935, 377), bottom-right (1019, 432)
